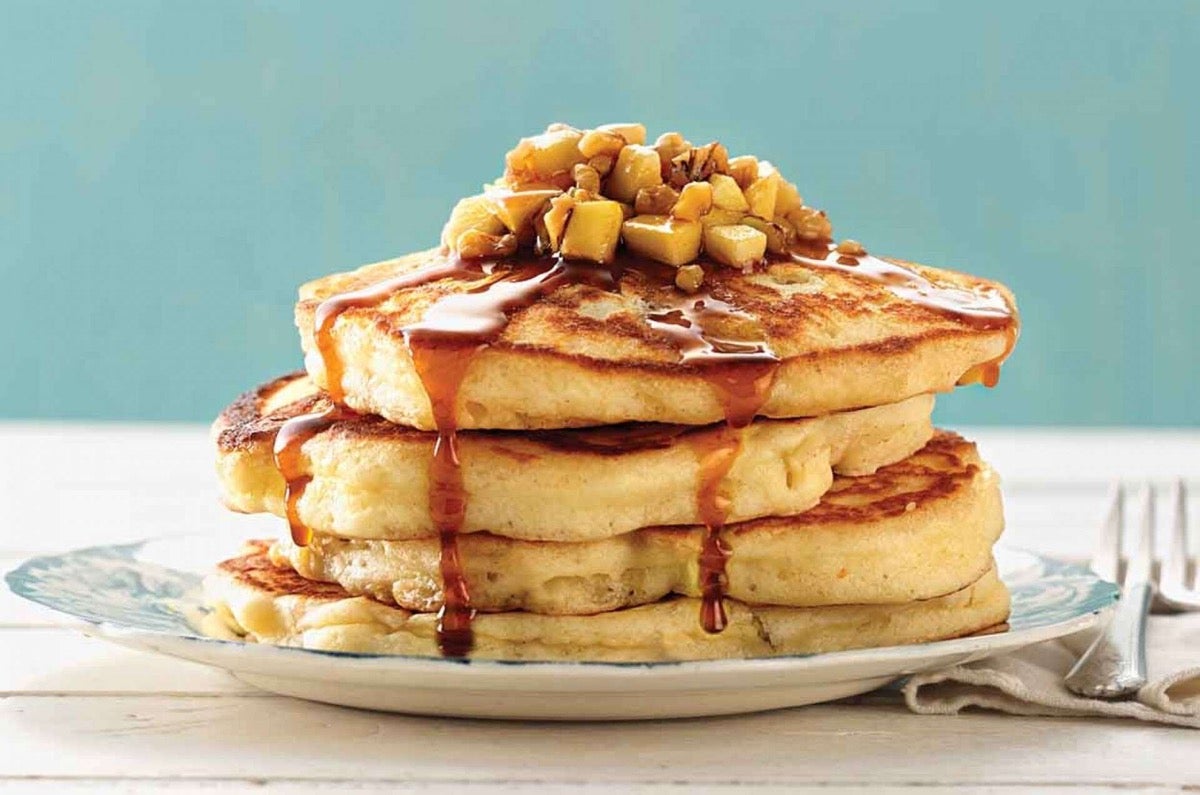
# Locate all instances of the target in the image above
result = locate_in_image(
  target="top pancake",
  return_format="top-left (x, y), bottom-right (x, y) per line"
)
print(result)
top-left (296, 247), bottom-right (1017, 430)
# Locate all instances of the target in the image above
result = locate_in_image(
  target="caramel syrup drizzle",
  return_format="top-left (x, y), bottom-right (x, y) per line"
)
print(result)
top-left (790, 243), bottom-right (1019, 385)
top-left (646, 295), bottom-right (780, 633)
top-left (273, 404), bottom-right (358, 547)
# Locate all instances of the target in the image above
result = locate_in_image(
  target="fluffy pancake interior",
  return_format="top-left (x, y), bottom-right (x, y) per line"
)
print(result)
top-left (214, 373), bottom-right (936, 542)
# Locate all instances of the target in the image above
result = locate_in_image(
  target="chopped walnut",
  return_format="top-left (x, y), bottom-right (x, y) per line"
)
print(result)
top-left (634, 185), bottom-right (680, 215)
top-left (587, 154), bottom-right (615, 177)
top-left (572, 163), bottom-right (602, 195)
top-left (675, 264), bottom-right (705, 293)
top-left (836, 238), bottom-right (866, 256)
top-left (786, 207), bottom-right (833, 242)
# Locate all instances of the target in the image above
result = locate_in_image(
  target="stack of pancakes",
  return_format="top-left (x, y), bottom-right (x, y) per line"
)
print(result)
top-left (204, 123), bottom-right (1019, 662)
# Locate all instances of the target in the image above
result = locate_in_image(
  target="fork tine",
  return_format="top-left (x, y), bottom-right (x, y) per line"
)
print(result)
top-left (1161, 480), bottom-right (1188, 597)
top-left (1091, 482), bottom-right (1123, 582)
top-left (1126, 484), bottom-right (1155, 587)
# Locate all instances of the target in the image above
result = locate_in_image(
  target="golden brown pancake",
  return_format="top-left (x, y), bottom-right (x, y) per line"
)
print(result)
top-left (204, 542), bottom-right (1010, 662)
top-left (267, 431), bottom-right (1001, 614)
top-left (296, 247), bottom-right (1017, 430)
top-left (214, 372), bottom-right (935, 542)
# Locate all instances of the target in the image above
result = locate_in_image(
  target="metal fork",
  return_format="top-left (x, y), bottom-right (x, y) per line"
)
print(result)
top-left (1160, 481), bottom-right (1200, 612)
top-left (1064, 483), bottom-right (1157, 698)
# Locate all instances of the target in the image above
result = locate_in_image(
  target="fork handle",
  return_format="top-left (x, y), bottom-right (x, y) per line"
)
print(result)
top-left (1064, 582), bottom-right (1152, 699)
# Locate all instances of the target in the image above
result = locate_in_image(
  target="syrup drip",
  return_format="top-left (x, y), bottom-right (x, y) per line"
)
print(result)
top-left (312, 254), bottom-right (614, 657)
top-left (647, 293), bottom-right (780, 633)
top-left (789, 243), bottom-right (1018, 383)
top-left (273, 404), bottom-right (359, 547)
top-left (313, 259), bottom-right (468, 403)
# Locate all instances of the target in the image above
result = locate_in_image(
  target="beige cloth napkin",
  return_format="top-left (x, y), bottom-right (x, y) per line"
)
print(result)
top-left (902, 613), bottom-right (1200, 728)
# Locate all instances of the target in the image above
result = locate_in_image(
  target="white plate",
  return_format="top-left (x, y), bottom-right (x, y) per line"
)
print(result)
top-left (7, 534), bottom-right (1116, 720)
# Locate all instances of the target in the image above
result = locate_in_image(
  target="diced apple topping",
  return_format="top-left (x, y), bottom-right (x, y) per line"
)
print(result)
top-left (671, 182), bottom-right (713, 221)
top-left (744, 171), bottom-right (781, 220)
top-left (607, 145), bottom-right (663, 203)
top-left (442, 195), bottom-right (505, 250)
top-left (489, 189), bottom-right (561, 235)
top-left (728, 156), bottom-right (759, 189)
top-left (703, 224), bottom-right (768, 269)
top-left (597, 123), bottom-right (647, 145)
top-left (441, 122), bottom-right (843, 275)
top-left (709, 174), bottom-right (750, 212)
top-left (561, 200), bottom-right (624, 264)
top-left (622, 215), bottom-right (702, 266)
top-left (504, 126), bottom-right (586, 189)
top-left (538, 194), bottom-right (576, 252)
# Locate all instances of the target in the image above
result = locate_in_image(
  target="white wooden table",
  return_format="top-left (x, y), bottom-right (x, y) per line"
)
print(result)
top-left (2, 423), bottom-right (1199, 793)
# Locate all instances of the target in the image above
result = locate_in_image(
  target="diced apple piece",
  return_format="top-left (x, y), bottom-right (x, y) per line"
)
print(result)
top-left (699, 207), bottom-right (745, 227)
top-left (621, 214), bottom-right (702, 266)
top-left (504, 127), bottom-right (586, 188)
top-left (744, 171), bottom-right (781, 220)
top-left (671, 181), bottom-right (713, 221)
top-left (776, 179), bottom-right (804, 214)
top-left (728, 156), bottom-right (759, 189)
top-left (703, 224), bottom-right (767, 269)
top-left (489, 189), bottom-right (561, 235)
top-left (597, 123), bottom-right (647, 145)
top-left (456, 230), bottom-right (518, 259)
top-left (442, 195), bottom-right (504, 249)
top-left (572, 163), bottom-right (601, 195)
top-left (653, 132), bottom-right (691, 165)
top-left (740, 215), bottom-right (793, 254)
top-left (607, 145), bottom-right (663, 203)
top-left (708, 174), bottom-right (750, 212)
top-left (560, 200), bottom-right (624, 264)
top-left (539, 194), bottom-right (576, 251)
top-left (578, 129), bottom-right (626, 160)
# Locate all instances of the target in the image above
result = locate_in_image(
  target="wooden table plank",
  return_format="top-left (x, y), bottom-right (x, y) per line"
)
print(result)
top-left (0, 783), bottom-right (1185, 794)
top-left (0, 629), bottom-right (257, 696)
top-left (1, 696), bottom-right (1197, 787)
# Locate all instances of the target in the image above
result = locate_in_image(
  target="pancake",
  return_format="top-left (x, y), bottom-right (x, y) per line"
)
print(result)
top-left (214, 373), bottom-right (935, 542)
top-left (296, 246), bottom-right (1017, 430)
top-left (267, 431), bottom-right (1000, 614)
top-left (203, 542), bottom-right (1010, 662)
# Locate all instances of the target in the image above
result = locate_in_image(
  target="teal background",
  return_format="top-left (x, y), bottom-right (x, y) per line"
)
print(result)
top-left (3, 1), bottom-right (1197, 425)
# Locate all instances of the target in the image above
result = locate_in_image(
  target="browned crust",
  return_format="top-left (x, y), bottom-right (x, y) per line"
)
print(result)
top-left (718, 429), bottom-right (979, 533)
top-left (217, 541), bottom-right (351, 600)
top-left (213, 372), bottom-right (788, 456)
